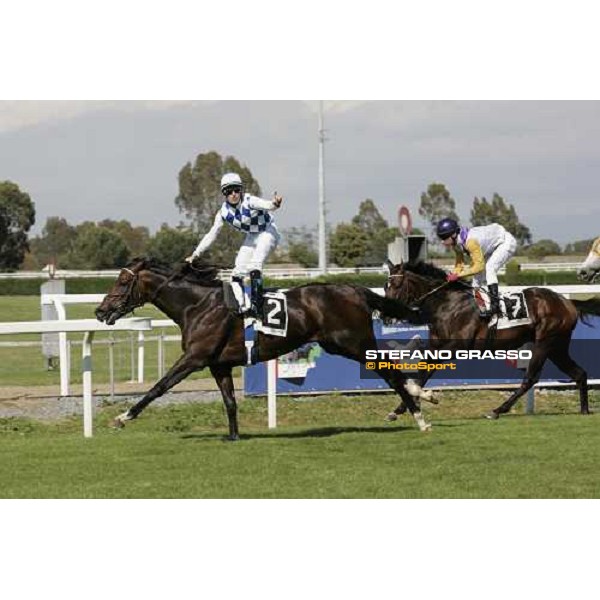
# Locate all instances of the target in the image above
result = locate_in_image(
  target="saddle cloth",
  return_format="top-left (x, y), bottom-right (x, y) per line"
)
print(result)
top-left (474, 288), bottom-right (532, 330)
top-left (224, 282), bottom-right (288, 337)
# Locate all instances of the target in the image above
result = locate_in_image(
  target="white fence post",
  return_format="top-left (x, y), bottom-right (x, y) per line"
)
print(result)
top-left (82, 331), bottom-right (95, 438)
top-left (267, 359), bottom-right (277, 428)
top-left (137, 331), bottom-right (145, 383)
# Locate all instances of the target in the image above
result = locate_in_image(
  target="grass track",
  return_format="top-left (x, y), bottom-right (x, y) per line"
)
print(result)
top-left (1, 392), bottom-right (599, 498)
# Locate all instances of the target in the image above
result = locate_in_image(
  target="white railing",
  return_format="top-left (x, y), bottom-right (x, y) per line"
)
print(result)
top-left (40, 293), bottom-right (177, 396)
top-left (0, 318), bottom-right (151, 437)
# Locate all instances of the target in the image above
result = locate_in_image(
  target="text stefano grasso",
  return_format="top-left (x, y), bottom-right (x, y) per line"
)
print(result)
top-left (364, 349), bottom-right (533, 361)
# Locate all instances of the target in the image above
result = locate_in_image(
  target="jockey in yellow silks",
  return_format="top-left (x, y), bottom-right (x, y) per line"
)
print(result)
top-left (436, 218), bottom-right (517, 318)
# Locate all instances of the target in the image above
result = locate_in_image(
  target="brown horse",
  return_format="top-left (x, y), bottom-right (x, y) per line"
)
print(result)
top-left (384, 260), bottom-right (600, 419)
top-left (94, 257), bottom-right (432, 440)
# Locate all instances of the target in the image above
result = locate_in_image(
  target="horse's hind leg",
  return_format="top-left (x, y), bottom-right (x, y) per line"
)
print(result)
top-left (380, 371), bottom-right (432, 431)
top-left (488, 341), bottom-right (552, 419)
top-left (324, 335), bottom-right (432, 432)
top-left (548, 345), bottom-right (590, 414)
top-left (386, 369), bottom-right (438, 421)
top-left (210, 364), bottom-right (240, 440)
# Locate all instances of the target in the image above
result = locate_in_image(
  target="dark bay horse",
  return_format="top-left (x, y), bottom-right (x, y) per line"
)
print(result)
top-left (384, 260), bottom-right (600, 419)
top-left (94, 257), bottom-right (432, 439)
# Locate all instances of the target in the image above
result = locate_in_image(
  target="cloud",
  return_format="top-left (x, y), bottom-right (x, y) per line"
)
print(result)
top-left (0, 100), bottom-right (200, 133)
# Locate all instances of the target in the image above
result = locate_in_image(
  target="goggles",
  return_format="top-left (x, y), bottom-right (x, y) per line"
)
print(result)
top-left (223, 186), bottom-right (242, 197)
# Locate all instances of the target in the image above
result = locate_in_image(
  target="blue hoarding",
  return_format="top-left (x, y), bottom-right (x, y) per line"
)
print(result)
top-left (244, 317), bottom-right (600, 395)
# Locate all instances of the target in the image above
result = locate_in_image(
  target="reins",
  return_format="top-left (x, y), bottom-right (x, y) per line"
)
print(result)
top-left (387, 272), bottom-right (475, 309)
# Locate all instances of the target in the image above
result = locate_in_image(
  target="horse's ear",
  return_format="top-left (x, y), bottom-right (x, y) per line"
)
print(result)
top-left (386, 258), bottom-right (395, 270)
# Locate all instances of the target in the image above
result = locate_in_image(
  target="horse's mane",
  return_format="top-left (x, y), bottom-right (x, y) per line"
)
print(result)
top-left (130, 257), bottom-right (224, 287)
top-left (403, 260), bottom-right (448, 281)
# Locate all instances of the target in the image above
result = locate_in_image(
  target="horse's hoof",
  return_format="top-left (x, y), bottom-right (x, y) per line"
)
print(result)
top-left (485, 412), bottom-right (499, 420)
top-left (385, 412), bottom-right (398, 422)
top-left (420, 424), bottom-right (433, 433)
top-left (111, 418), bottom-right (126, 429)
top-left (223, 435), bottom-right (240, 442)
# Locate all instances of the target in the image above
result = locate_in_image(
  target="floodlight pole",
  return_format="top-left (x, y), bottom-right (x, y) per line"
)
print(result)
top-left (318, 101), bottom-right (328, 274)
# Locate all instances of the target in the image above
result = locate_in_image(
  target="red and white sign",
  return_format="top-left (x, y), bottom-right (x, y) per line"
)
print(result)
top-left (398, 206), bottom-right (412, 236)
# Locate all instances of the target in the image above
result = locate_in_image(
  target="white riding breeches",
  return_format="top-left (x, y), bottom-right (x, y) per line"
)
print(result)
top-left (232, 223), bottom-right (281, 278)
top-left (472, 232), bottom-right (517, 287)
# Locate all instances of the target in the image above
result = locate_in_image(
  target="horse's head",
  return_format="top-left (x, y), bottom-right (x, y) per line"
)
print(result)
top-left (384, 259), bottom-right (446, 305)
top-left (578, 237), bottom-right (600, 283)
top-left (95, 257), bottom-right (149, 325)
top-left (384, 259), bottom-right (406, 300)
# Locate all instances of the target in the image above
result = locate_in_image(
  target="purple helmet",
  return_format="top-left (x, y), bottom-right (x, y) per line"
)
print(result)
top-left (436, 218), bottom-right (460, 240)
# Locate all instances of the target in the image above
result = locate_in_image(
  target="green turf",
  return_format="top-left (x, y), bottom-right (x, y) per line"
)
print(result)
top-left (1, 391), bottom-right (599, 498)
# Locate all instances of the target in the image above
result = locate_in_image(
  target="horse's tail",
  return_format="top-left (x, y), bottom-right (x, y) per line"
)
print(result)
top-left (571, 297), bottom-right (600, 327)
top-left (361, 288), bottom-right (422, 324)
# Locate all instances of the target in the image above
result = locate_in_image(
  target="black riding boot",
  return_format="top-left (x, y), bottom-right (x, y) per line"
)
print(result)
top-left (479, 283), bottom-right (501, 319)
top-left (249, 269), bottom-right (264, 319)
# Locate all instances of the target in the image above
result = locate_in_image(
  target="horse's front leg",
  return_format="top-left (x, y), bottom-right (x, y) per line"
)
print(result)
top-left (210, 364), bottom-right (240, 441)
top-left (113, 352), bottom-right (203, 427)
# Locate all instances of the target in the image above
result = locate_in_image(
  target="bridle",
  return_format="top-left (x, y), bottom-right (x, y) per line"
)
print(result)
top-left (105, 267), bottom-right (145, 314)
top-left (385, 270), bottom-right (470, 308)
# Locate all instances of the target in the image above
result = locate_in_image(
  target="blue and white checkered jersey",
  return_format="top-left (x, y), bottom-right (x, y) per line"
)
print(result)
top-left (191, 193), bottom-right (279, 257)
top-left (220, 194), bottom-right (272, 233)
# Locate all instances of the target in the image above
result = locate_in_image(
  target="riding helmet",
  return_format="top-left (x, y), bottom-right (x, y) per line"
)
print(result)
top-left (436, 217), bottom-right (460, 240)
top-left (221, 172), bottom-right (243, 194)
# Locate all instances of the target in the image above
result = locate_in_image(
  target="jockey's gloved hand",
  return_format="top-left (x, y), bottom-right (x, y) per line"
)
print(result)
top-left (446, 272), bottom-right (459, 282)
top-left (184, 255), bottom-right (196, 264)
top-left (272, 192), bottom-right (283, 208)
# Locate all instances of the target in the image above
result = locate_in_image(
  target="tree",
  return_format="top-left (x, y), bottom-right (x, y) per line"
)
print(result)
top-left (99, 219), bottom-right (150, 257)
top-left (175, 151), bottom-right (261, 265)
top-left (470, 193), bottom-right (532, 246)
top-left (69, 223), bottom-right (130, 269)
top-left (284, 226), bottom-right (318, 267)
top-left (29, 216), bottom-right (77, 268)
top-left (329, 223), bottom-right (369, 267)
top-left (351, 199), bottom-right (396, 266)
top-left (418, 183), bottom-right (459, 242)
top-left (0, 181), bottom-right (36, 271)
top-left (146, 224), bottom-right (198, 265)
top-left (564, 238), bottom-right (596, 255)
top-left (523, 239), bottom-right (562, 259)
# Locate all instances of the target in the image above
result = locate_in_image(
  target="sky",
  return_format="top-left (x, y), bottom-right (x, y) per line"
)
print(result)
top-left (1, 99), bottom-right (599, 246)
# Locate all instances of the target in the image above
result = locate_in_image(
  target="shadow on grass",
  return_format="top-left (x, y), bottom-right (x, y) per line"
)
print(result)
top-left (181, 424), bottom-right (415, 442)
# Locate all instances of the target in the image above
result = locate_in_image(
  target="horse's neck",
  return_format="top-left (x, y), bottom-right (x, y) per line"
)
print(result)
top-left (425, 288), bottom-right (478, 335)
top-left (146, 274), bottom-right (209, 324)
top-left (408, 275), bottom-right (440, 301)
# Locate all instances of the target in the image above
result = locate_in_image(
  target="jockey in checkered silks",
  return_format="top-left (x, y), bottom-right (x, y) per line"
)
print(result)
top-left (186, 172), bottom-right (283, 318)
